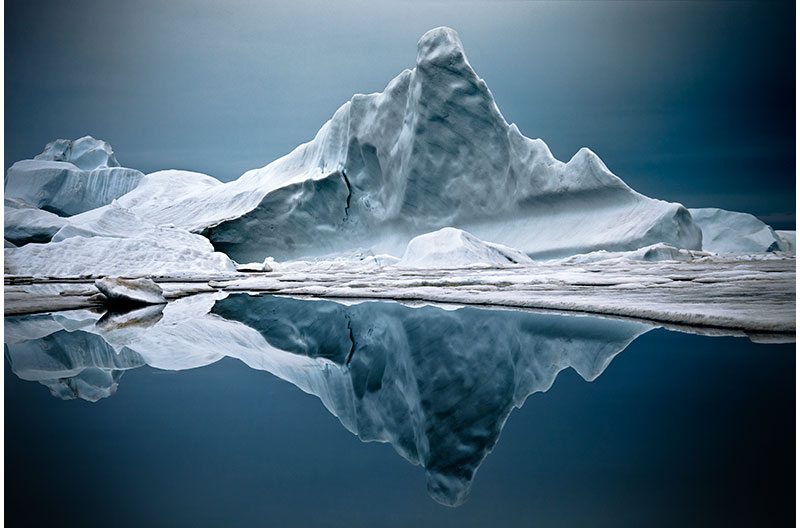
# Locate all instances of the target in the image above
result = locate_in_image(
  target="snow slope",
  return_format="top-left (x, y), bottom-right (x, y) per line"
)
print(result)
top-left (74, 27), bottom-right (700, 262)
top-left (689, 208), bottom-right (790, 253)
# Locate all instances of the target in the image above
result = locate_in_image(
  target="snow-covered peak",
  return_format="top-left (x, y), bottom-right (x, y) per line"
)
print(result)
top-left (34, 136), bottom-right (121, 171)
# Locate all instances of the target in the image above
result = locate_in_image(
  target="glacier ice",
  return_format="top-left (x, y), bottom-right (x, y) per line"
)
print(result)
top-left (4, 136), bottom-right (144, 217)
top-left (398, 227), bottom-right (533, 268)
top-left (689, 208), bottom-right (790, 253)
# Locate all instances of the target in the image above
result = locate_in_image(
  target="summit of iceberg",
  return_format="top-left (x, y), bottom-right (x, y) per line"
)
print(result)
top-left (4, 136), bottom-right (144, 216)
top-left (72, 27), bottom-right (701, 262)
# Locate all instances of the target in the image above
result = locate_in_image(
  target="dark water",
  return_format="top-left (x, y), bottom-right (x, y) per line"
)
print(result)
top-left (4, 294), bottom-right (795, 527)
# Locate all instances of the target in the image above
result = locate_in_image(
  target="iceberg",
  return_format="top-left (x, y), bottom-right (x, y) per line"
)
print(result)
top-left (776, 230), bottom-right (795, 252)
top-left (4, 231), bottom-right (236, 278)
top-left (398, 227), bottom-right (533, 268)
top-left (5, 199), bottom-right (237, 278)
top-left (70, 27), bottom-right (701, 262)
top-left (689, 208), bottom-right (790, 253)
top-left (4, 136), bottom-right (144, 216)
top-left (556, 242), bottom-right (710, 264)
top-left (4, 198), bottom-right (69, 245)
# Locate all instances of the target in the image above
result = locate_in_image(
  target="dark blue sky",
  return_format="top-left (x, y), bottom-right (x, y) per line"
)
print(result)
top-left (5, 0), bottom-right (795, 227)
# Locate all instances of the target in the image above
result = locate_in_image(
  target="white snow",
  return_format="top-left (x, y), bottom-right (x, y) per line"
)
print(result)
top-left (4, 233), bottom-right (236, 278)
top-left (5, 198), bottom-right (237, 278)
top-left (235, 258), bottom-right (274, 272)
top-left (398, 227), bottom-right (533, 268)
top-left (94, 277), bottom-right (167, 305)
top-left (211, 255), bottom-right (795, 333)
top-left (690, 208), bottom-right (789, 253)
top-left (4, 137), bottom-right (144, 216)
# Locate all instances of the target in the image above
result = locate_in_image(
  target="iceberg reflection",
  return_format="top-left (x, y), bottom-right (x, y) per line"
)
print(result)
top-left (4, 293), bottom-right (652, 505)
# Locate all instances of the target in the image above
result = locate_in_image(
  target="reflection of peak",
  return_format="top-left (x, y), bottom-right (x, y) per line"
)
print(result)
top-left (211, 295), bottom-right (651, 505)
top-left (6, 295), bottom-right (651, 505)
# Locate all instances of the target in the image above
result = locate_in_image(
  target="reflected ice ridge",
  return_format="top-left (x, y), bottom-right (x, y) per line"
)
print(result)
top-left (5, 293), bottom-right (654, 505)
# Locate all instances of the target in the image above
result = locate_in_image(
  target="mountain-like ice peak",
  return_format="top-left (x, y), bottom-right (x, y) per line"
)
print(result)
top-left (12, 26), bottom-right (769, 267)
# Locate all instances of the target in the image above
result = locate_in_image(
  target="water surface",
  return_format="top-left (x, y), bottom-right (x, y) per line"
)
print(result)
top-left (5, 294), bottom-right (795, 526)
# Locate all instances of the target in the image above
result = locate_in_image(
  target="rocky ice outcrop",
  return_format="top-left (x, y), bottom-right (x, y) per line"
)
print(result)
top-left (689, 208), bottom-right (790, 253)
top-left (398, 227), bottom-right (533, 268)
top-left (4, 136), bottom-right (144, 216)
top-left (72, 27), bottom-right (701, 262)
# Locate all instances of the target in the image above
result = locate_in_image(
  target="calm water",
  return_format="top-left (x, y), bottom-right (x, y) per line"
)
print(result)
top-left (5, 294), bottom-right (795, 527)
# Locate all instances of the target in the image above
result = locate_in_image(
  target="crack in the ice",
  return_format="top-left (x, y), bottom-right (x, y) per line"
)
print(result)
top-left (345, 316), bottom-right (356, 366)
top-left (341, 170), bottom-right (352, 217)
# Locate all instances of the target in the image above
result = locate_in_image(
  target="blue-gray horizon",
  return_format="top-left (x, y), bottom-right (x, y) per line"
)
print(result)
top-left (5, 0), bottom-right (795, 228)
